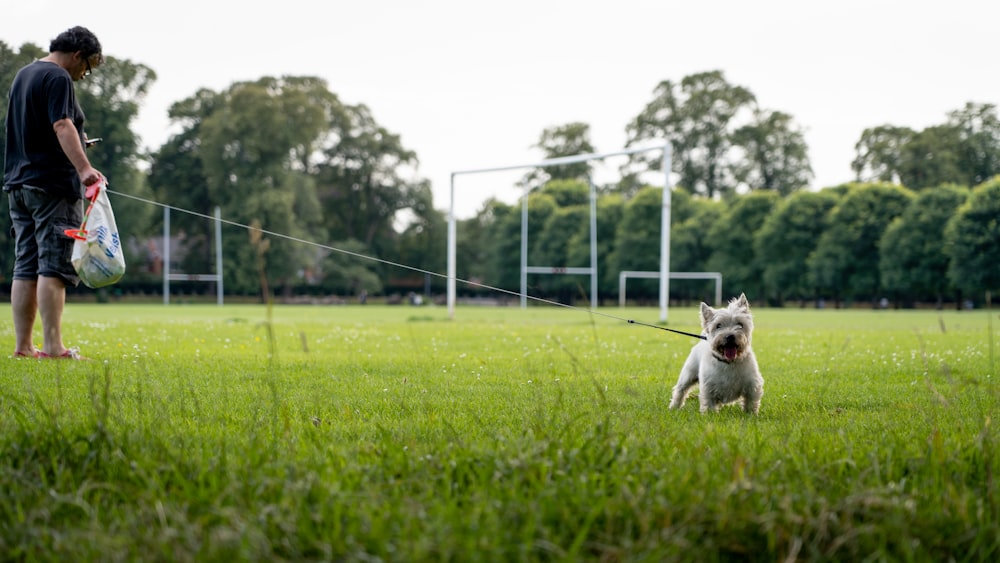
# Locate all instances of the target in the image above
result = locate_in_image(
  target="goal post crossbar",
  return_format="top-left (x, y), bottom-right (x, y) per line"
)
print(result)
top-left (618, 271), bottom-right (722, 308)
top-left (447, 143), bottom-right (672, 320)
top-left (449, 146), bottom-right (662, 177)
top-left (524, 267), bottom-right (595, 275)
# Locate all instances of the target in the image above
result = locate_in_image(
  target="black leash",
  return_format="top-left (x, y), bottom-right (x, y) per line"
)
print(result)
top-left (627, 319), bottom-right (706, 340)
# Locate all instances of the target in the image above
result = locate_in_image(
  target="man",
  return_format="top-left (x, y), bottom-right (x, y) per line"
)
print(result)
top-left (4, 26), bottom-right (104, 359)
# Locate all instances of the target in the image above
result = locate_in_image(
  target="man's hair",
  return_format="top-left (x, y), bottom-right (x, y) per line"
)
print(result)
top-left (49, 26), bottom-right (104, 64)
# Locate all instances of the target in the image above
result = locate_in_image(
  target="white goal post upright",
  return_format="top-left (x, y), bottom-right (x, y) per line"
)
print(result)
top-left (659, 146), bottom-right (672, 323)
top-left (447, 143), bottom-right (672, 321)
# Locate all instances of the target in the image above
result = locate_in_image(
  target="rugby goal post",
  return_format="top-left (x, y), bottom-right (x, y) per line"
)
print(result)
top-left (618, 271), bottom-right (722, 308)
top-left (448, 143), bottom-right (673, 321)
top-left (162, 206), bottom-right (224, 305)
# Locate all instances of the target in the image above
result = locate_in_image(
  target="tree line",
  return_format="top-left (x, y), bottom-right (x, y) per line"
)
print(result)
top-left (1, 41), bottom-right (998, 306)
top-left (460, 177), bottom-right (999, 308)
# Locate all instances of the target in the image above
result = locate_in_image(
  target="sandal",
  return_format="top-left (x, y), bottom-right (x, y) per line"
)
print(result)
top-left (13, 350), bottom-right (41, 358)
top-left (37, 348), bottom-right (89, 361)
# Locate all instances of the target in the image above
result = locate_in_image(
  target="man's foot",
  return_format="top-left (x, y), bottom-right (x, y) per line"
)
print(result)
top-left (12, 349), bottom-right (41, 358)
top-left (37, 347), bottom-right (89, 360)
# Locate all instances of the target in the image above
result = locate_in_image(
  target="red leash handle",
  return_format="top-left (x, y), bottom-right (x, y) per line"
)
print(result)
top-left (64, 176), bottom-right (107, 241)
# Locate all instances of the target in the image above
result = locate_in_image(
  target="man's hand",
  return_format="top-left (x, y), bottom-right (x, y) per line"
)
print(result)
top-left (53, 118), bottom-right (103, 190)
top-left (79, 167), bottom-right (102, 187)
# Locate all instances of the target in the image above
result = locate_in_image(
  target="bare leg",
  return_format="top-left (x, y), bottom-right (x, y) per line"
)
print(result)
top-left (37, 276), bottom-right (68, 357)
top-left (12, 279), bottom-right (38, 356)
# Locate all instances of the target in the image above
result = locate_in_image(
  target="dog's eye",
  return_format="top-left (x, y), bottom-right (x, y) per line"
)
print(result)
top-left (736, 323), bottom-right (743, 329)
top-left (715, 323), bottom-right (723, 330)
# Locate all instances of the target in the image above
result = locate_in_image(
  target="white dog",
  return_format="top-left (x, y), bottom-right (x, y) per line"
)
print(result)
top-left (669, 293), bottom-right (763, 415)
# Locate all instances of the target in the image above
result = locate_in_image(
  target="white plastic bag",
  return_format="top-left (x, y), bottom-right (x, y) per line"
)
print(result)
top-left (67, 178), bottom-right (126, 288)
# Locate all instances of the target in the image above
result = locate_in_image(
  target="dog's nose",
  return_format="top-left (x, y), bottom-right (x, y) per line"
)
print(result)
top-left (725, 334), bottom-right (736, 344)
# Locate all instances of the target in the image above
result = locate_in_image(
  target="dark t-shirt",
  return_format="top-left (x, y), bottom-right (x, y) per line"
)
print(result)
top-left (3, 60), bottom-right (85, 199)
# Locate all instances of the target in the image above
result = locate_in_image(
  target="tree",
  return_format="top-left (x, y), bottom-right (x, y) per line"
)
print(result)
top-left (666, 188), bottom-right (701, 226)
top-left (151, 77), bottom-right (338, 296)
top-left (536, 178), bottom-right (590, 208)
top-left (535, 203), bottom-right (590, 303)
top-left (945, 176), bottom-right (1000, 299)
top-left (148, 88), bottom-right (220, 278)
top-left (607, 187), bottom-right (664, 302)
top-left (313, 101), bottom-right (426, 265)
top-left (879, 184), bottom-right (968, 306)
top-left (316, 238), bottom-right (383, 296)
top-left (626, 70), bottom-right (756, 198)
top-left (605, 187), bottom-right (714, 302)
top-left (470, 199), bottom-right (520, 294)
top-left (523, 122), bottom-right (595, 190)
top-left (731, 109), bottom-right (812, 195)
top-left (0, 41), bottom-right (43, 284)
top-left (948, 102), bottom-right (1000, 186)
top-left (807, 183), bottom-right (914, 306)
top-left (668, 200), bottom-right (725, 303)
top-left (705, 191), bottom-right (781, 300)
top-left (609, 187), bottom-right (664, 275)
top-left (754, 189), bottom-right (840, 305)
top-left (197, 77), bottom-right (332, 296)
top-left (852, 125), bottom-right (915, 184)
top-left (896, 125), bottom-right (963, 189)
top-left (852, 103), bottom-right (1000, 190)
top-left (395, 186), bottom-right (447, 295)
top-left (453, 199), bottom-right (503, 295)
top-left (150, 75), bottom-right (429, 298)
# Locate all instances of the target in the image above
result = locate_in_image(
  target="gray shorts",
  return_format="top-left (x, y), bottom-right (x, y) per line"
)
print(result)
top-left (8, 185), bottom-right (84, 287)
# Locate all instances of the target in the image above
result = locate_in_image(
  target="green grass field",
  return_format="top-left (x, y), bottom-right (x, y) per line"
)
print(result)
top-left (1, 303), bottom-right (998, 561)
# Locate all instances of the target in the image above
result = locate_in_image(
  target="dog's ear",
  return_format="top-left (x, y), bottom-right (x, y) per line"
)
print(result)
top-left (700, 302), bottom-right (715, 327)
top-left (734, 293), bottom-right (751, 313)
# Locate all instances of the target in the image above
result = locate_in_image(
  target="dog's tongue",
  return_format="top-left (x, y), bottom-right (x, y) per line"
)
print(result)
top-left (724, 345), bottom-right (738, 360)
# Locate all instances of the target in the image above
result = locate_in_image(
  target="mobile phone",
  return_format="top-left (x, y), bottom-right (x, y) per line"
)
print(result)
top-left (85, 137), bottom-right (103, 147)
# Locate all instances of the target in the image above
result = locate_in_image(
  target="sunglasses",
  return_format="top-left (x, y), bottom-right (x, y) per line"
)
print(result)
top-left (83, 57), bottom-right (92, 78)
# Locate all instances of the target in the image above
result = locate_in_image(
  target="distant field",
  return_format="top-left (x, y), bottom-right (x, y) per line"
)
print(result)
top-left (1, 304), bottom-right (998, 561)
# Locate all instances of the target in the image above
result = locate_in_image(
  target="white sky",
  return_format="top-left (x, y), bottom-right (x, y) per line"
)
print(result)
top-left (6, 0), bottom-right (999, 217)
